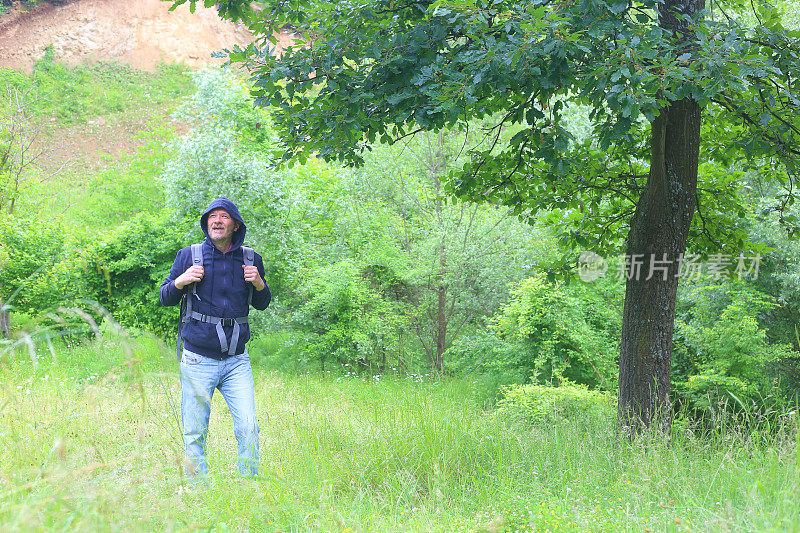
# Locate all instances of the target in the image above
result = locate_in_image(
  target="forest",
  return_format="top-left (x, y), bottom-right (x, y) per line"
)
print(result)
top-left (1, 0), bottom-right (800, 530)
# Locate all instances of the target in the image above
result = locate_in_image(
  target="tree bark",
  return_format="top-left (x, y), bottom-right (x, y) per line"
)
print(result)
top-left (618, 99), bottom-right (701, 431)
top-left (435, 236), bottom-right (447, 373)
top-left (429, 131), bottom-right (448, 373)
top-left (617, 0), bottom-right (704, 432)
top-left (0, 304), bottom-right (9, 338)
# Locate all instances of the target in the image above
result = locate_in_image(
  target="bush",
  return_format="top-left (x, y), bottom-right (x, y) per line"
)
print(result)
top-left (495, 382), bottom-right (616, 429)
top-left (81, 212), bottom-right (192, 337)
top-left (673, 280), bottom-right (797, 419)
top-left (676, 372), bottom-right (755, 414)
top-left (448, 275), bottom-right (621, 390)
top-left (293, 259), bottom-right (407, 371)
top-left (0, 217), bottom-right (75, 314)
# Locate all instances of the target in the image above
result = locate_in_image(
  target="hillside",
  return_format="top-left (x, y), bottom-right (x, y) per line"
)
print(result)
top-left (0, 0), bottom-right (298, 229)
top-left (0, 0), bottom-right (294, 72)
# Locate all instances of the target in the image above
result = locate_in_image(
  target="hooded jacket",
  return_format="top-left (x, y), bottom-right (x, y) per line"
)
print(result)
top-left (160, 198), bottom-right (271, 358)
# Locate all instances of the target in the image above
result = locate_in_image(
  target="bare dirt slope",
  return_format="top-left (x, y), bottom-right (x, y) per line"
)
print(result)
top-left (0, 0), bottom-right (291, 72)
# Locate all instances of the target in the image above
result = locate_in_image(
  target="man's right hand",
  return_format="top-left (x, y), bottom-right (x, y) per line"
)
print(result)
top-left (174, 265), bottom-right (205, 289)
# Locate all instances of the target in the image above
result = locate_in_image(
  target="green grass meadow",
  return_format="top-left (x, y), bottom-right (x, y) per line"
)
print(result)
top-left (1, 332), bottom-right (798, 532)
top-left (1, 55), bottom-right (799, 532)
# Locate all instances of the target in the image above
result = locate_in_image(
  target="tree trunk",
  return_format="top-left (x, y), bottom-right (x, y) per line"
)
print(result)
top-left (429, 131), bottom-right (448, 373)
top-left (617, 0), bottom-right (704, 432)
top-left (0, 305), bottom-right (9, 338)
top-left (435, 238), bottom-right (447, 373)
top-left (618, 99), bottom-right (700, 431)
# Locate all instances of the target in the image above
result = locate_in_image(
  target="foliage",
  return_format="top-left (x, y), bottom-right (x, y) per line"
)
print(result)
top-left (288, 130), bottom-right (552, 369)
top-left (181, 0), bottom-right (800, 254)
top-left (80, 212), bottom-right (191, 337)
top-left (373, 144), bottom-right (528, 361)
top-left (0, 58), bottom-right (197, 334)
top-left (292, 259), bottom-right (407, 370)
top-left (0, 55), bottom-right (193, 125)
top-left (0, 217), bottom-right (74, 315)
top-left (673, 280), bottom-right (796, 417)
top-left (746, 200), bottom-right (800, 343)
top-left (0, 55), bottom-right (204, 348)
top-left (0, 56), bottom-right (193, 248)
top-left (678, 372), bottom-right (758, 415)
top-left (0, 82), bottom-right (58, 217)
top-left (449, 275), bottom-right (621, 389)
top-left (66, 118), bottom-right (175, 230)
top-left (495, 382), bottom-right (616, 428)
top-left (676, 188), bottom-right (800, 409)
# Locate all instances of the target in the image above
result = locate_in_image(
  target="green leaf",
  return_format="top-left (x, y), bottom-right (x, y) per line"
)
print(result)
top-left (610, 0), bottom-right (629, 14)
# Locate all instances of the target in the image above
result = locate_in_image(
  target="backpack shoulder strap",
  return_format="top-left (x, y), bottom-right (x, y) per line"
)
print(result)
top-left (242, 246), bottom-right (254, 266)
top-left (188, 243), bottom-right (204, 301)
top-left (242, 245), bottom-right (255, 307)
top-left (190, 243), bottom-right (204, 267)
top-left (177, 243), bottom-right (204, 362)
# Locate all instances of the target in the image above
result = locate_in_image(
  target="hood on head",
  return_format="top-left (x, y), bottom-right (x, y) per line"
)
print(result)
top-left (200, 197), bottom-right (246, 250)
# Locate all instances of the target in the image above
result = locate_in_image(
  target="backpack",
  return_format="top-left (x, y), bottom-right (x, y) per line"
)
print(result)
top-left (176, 243), bottom-right (255, 361)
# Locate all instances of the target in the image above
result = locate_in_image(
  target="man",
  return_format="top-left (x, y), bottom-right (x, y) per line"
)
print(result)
top-left (160, 197), bottom-right (270, 479)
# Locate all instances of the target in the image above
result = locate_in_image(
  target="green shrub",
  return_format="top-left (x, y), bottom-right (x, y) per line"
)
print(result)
top-left (495, 382), bottom-right (616, 429)
top-left (0, 217), bottom-right (74, 314)
top-left (673, 280), bottom-right (797, 419)
top-left (293, 259), bottom-right (407, 371)
top-left (676, 372), bottom-right (755, 414)
top-left (81, 212), bottom-right (193, 337)
top-left (7, 311), bottom-right (35, 335)
top-left (449, 275), bottom-right (621, 390)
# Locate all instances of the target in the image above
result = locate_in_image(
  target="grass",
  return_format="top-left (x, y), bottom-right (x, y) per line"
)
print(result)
top-left (50, 111), bottom-right (179, 230)
top-left (0, 55), bottom-right (193, 125)
top-left (1, 332), bottom-right (798, 531)
top-left (2, 57), bottom-right (192, 232)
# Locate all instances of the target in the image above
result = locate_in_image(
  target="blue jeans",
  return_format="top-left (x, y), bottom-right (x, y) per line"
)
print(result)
top-left (180, 349), bottom-right (259, 479)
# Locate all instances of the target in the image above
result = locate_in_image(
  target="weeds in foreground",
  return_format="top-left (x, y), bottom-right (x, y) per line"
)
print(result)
top-left (0, 333), bottom-right (798, 531)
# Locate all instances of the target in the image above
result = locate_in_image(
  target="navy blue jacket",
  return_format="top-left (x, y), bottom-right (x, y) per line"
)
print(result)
top-left (160, 198), bottom-right (271, 358)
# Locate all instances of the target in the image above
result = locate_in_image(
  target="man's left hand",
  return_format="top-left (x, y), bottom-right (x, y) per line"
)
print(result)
top-left (243, 265), bottom-right (266, 291)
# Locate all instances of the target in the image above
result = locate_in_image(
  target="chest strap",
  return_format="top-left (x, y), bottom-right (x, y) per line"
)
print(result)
top-left (188, 311), bottom-right (249, 356)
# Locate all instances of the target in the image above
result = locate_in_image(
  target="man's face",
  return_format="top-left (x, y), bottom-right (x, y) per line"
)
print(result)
top-left (207, 208), bottom-right (239, 244)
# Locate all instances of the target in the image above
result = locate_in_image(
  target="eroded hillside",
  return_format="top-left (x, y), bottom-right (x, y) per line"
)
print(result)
top-left (0, 0), bottom-right (293, 72)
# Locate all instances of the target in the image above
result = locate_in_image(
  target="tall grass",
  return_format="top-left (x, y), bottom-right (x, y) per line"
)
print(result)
top-left (0, 57), bottom-right (193, 125)
top-left (1, 333), bottom-right (798, 531)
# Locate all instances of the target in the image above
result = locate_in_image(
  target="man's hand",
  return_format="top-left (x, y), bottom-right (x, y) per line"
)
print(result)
top-left (174, 265), bottom-right (204, 290)
top-left (243, 264), bottom-right (266, 291)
